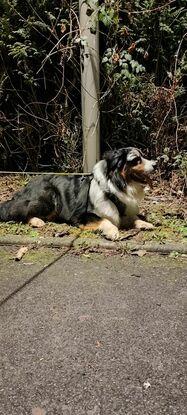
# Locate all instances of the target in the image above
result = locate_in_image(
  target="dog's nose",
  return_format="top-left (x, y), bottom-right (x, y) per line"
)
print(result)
top-left (152, 160), bottom-right (157, 168)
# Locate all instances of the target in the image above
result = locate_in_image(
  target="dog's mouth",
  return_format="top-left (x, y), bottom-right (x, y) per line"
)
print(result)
top-left (128, 170), bottom-right (153, 187)
top-left (121, 166), bottom-right (154, 188)
top-left (121, 157), bottom-right (157, 188)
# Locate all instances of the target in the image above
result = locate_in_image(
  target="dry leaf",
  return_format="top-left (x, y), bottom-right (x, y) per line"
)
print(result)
top-left (132, 249), bottom-right (147, 257)
top-left (120, 229), bottom-right (140, 240)
top-left (61, 23), bottom-right (66, 33)
top-left (131, 274), bottom-right (141, 278)
top-left (54, 230), bottom-right (69, 238)
top-left (82, 253), bottom-right (91, 258)
top-left (128, 42), bottom-right (136, 53)
top-left (15, 246), bottom-right (28, 261)
top-left (143, 381), bottom-right (151, 389)
top-left (112, 53), bottom-right (120, 63)
top-left (137, 249), bottom-right (147, 257)
top-left (32, 407), bottom-right (46, 415)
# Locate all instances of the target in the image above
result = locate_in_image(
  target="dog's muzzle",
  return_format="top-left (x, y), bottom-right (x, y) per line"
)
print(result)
top-left (143, 158), bottom-right (157, 173)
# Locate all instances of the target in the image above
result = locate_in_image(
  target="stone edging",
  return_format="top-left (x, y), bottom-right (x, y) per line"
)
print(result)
top-left (0, 235), bottom-right (186, 254)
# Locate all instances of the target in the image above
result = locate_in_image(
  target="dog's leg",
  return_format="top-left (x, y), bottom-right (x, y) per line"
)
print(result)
top-left (80, 218), bottom-right (120, 240)
top-left (28, 217), bottom-right (45, 228)
top-left (98, 219), bottom-right (120, 240)
top-left (81, 219), bottom-right (120, 240)
top-left (134, 218), bottom-right (155, 230)
top-left (80, 220), bottom-right (103, 232)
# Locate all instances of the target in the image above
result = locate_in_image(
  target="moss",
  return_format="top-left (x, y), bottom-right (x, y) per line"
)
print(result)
top-left (0, 222), bottom-right (39, 237)
top-left (0, 194), bottom-right (186, 244)
top-left (25, 247), bottom-right (59, 263)
top-left (0, 248), bottom-right (13, 261)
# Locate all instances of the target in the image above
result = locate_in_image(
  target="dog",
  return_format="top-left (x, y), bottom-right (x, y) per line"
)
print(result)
top-left (0, 147), bottom-right (156, 240)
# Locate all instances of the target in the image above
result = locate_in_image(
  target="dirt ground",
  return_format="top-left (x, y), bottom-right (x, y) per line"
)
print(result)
top-left (0, 174), bottom-right (186, 243)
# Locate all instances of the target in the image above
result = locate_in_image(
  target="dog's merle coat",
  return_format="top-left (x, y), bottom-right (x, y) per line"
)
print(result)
top-left (0, 148), bottom-right (156, 239)
top-left (0, 175), bottom-right (92, 225)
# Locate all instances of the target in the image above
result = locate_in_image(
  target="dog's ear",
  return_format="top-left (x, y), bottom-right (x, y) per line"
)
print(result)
top-left (104, 148), bottom-right (128, 171)
top-left (126, 152), bottom-right (137, 161)
top-left (126, 147), bottom-right (143, 161)
top-left (103, 148), bottom-right (129, 190)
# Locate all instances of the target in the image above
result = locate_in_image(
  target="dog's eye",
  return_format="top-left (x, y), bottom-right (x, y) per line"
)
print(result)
top-left (130, 157), bottom-right (141, 166)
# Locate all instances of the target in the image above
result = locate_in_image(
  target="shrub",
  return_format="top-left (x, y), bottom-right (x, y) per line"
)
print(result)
top-left (0, 0), bottom-right (186, 184)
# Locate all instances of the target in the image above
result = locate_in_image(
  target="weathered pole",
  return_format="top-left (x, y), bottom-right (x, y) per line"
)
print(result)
top-left (79, 0), bottom-right (100, 172)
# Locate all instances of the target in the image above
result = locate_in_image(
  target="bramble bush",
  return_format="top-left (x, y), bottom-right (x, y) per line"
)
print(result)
top-left (0, 0), bottom-right (186, 188)
top-left (0, 0), bottom-right (82, 171)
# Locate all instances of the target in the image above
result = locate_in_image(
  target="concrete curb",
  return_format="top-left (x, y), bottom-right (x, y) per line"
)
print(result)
top-left (0, 235), bottom-right (75, 248)
top-left (0, 235), bottom-right (186, 254)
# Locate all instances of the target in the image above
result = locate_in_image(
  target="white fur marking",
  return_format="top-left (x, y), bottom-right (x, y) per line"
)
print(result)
top-left (28, 217), bottom-right (45, 228)
top-left (142, 158), bottom-right (156, 173)
top-left (89, 179), bottom-right (120, 226)
top-left (98, 219), bottom-right (120, 240)
top-left (134, 219), bottom-right (155, 230)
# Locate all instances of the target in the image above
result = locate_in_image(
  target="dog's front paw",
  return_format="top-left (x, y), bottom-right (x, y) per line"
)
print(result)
top-left (134, 219), bottom-right (155, 230)
top-left (104, 227), bottom-right (120, 241)
top-left (98, 219), bottom-right (120, 241)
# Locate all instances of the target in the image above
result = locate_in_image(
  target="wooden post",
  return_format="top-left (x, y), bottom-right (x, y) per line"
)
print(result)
top-left (79, 0), bottom-right (100, 172)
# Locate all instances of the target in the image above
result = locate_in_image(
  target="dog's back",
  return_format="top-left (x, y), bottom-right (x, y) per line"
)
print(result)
top-left (0, 174), bottom-right (92, 224)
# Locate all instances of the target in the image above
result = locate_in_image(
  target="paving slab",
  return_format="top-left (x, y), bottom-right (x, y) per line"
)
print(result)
top-left (0, 253), bottom-right (186, 415)
top-left (0, 246), bottom-right (67, 304)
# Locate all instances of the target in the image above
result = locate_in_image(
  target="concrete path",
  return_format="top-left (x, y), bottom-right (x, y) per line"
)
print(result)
top-left (0, 248), bottom-right (186, 415)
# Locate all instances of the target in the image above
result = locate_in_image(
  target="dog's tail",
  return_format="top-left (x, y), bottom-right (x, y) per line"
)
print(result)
top-left (0, 201), bottom-right (11, 221)
top-left (0, 198), bottom-right (28, 222)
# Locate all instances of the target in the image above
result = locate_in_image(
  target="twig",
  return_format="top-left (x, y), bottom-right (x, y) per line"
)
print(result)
top-left (36, 29), bottom-right (78, 74)
top-left (125, 0), bottom-right (176, 15)
top-left (154, 100), bottom-right (173, 142)
top-left (173, 32), bottom-right (187, 151)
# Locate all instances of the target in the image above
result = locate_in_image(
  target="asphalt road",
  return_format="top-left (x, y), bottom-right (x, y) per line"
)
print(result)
top-left (0, 248), bottom-right (186, 415)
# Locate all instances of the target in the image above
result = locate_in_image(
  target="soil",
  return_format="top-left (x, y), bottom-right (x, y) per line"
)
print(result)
top-left (0, 174), bottom-right (186, 243)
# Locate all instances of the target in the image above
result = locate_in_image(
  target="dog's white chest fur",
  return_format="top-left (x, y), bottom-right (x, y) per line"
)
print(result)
top-left (90, 160), bottom-right (147, 227)
top-left (124, 182), bottom-right (144, 216)
top-left (108, 180), bottom-right (144, 218)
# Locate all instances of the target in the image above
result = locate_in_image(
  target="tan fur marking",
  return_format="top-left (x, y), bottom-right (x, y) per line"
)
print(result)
top-left (120, 166), bottom-right (127, 179)
top-left (81, 219), bottom-right (120, 240)
top-left (131, 162), bottom-right (145, 173)
top-left (126, 164), bottom-right (153, 187)
top-left (80, 220), bottom-right (103, 232)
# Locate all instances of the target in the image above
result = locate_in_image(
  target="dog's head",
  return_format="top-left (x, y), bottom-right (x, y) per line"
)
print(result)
top-left (104, 147), bottom-right (157, 190)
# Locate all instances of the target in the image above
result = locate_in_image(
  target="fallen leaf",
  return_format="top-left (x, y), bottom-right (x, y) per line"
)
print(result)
top-left (32, 407), bottom-right (46, 415)
top-left (143, 380), bottom-right (151, 390)
top-left (132, 249), bottom-right (147, 257)
top-left (131, 274), bottom-right (141, 278)
top-left (96, 340), bottom-right (101, 348)
top-left (82, 253), bottom-right (91, 258)
top-left (54, 230), bottom-right (69, 237)
top-left (120, 230), bottom-right (140, 240)
top-left (15, 246), bottom-right (28, 261)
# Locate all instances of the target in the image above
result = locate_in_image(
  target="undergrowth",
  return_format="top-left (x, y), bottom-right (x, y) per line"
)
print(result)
top-left (0, 1), bottom-right (186, 189)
